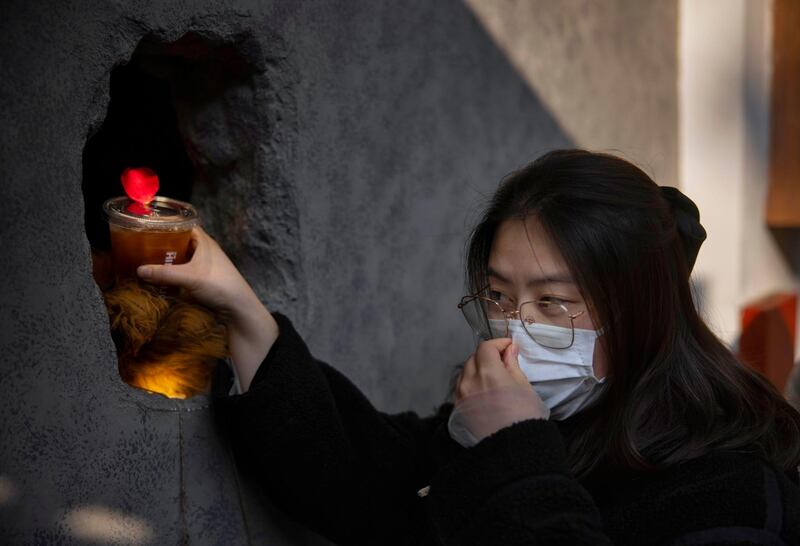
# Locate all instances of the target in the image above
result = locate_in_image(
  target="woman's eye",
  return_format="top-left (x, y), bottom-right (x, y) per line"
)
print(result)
top-left (541, 296), bottom-right (562, 304)
top-left (539, 296), bottom-right (571, 307)
top-left (488, 290), bottom-right (511, 303)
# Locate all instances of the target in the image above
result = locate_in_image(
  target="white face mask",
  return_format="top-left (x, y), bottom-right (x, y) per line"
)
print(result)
top-left (489, 319), bottom-right (606, 420)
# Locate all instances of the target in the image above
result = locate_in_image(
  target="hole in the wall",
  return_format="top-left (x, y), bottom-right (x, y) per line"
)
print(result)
top-left (82, 32), bottom-right (261, 403)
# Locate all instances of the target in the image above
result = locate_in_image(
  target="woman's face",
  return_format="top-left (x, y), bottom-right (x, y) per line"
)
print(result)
top-left (487, 217), bottom-right (608, 378)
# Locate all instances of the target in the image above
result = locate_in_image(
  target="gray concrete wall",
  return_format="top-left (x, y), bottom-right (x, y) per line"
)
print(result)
top-left (0, 0), bottom-right (676, 543)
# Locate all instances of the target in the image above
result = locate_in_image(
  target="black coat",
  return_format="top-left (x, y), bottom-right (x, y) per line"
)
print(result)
top-left (213, 312), bottom-right (800, 546)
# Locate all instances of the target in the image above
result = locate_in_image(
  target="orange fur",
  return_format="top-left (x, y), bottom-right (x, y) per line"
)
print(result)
top-left (102, 279), bottom-right (229, 399)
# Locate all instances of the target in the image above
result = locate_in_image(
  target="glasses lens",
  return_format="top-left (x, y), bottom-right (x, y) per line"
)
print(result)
top-left (519, 300), bottom-right (574, 348)
top-left (460, 297), bottom-right (507, 339)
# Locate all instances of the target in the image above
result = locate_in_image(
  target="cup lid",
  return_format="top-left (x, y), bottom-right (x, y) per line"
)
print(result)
top-left (102, 196), bottom-right (199, 230)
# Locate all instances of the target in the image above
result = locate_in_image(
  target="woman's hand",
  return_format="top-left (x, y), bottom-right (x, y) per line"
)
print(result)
top-left (449, 338), bottom-right (549, 447)
top-left (455, 338), bottom-right (530, 402)
top-left (136, 225), bottom-right (278, 393)
top-left (137, 226), bottom-right (256, 320)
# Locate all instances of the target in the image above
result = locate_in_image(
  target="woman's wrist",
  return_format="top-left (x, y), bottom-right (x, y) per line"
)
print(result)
top-left (224, 289), bottom-right (279, 393)
top-left (448, 385), bottom-right (549, 448)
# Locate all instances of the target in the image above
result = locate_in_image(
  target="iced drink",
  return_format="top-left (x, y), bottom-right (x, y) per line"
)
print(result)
top-left (103, 196), bottom-right (199, 293)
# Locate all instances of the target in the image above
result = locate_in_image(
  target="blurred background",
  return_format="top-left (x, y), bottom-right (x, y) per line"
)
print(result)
top-left (1, 0), bottom-right (798, 543)
top-left (465, 0), bottom-right (800, 405)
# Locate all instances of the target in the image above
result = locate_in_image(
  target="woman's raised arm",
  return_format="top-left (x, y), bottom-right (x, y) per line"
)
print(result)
top-left (136, 225), bottom-right (279, 391)
top-left (136, 227), bottom-right (446, 543)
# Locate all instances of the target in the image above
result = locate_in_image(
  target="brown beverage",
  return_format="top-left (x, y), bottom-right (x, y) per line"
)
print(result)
top-left (103, 196), bottom-right (199, 294)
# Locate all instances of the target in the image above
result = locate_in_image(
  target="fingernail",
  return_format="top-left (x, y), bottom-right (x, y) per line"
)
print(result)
top-left (137, 266), bottom-right (152, 279)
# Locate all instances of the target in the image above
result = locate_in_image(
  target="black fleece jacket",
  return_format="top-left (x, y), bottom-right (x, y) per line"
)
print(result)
top-left (213, 312), bottom-right (800, 546)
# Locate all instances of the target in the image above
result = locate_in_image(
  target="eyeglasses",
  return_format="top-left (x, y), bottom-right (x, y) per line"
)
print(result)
top-left (457, 287), bottom-right (586, 349)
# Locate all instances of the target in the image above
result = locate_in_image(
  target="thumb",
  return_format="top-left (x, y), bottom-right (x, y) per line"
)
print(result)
top-left (136, 263), bottom-right (192, 287)
top-left (503, 343), bottom-right (529, 385)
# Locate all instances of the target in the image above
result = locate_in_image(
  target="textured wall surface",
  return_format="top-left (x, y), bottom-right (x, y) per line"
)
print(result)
top-left (465, 0), bottom-right (679, 185)
top-left (0, 0), bottom-right (676, 543)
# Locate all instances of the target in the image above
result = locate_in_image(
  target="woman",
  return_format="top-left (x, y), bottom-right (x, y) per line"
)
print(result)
top-left (137, 150), bottom-right (800, 545)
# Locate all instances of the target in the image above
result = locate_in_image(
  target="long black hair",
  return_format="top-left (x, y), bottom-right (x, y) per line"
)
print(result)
top-left (464, 149), bottom-right (800, 477)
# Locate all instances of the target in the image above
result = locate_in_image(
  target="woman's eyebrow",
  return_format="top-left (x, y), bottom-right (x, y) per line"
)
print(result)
top-left (487, 266), bottom-right (575, 286)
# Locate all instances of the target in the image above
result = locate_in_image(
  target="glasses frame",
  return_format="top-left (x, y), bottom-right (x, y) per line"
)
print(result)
top-left (457, 288), bottom-right (586, 348)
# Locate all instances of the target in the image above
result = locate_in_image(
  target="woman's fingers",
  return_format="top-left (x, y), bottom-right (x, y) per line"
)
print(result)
top-left (456, 354), bottom-right (477, 400)
top-left (136, 262), bottom-right (196, 289)
top-left (188, 234), bottom-right (199, 255)
top-left (135, 226), bottom-right (211, 287)
top-left (502, 342), bottom-right (529, 386)
top-left (188, 226), bottom-right (208, 255)
top-left (474, 338), bottom-right (513, 372)
top-left (502, 342), bottom-right (517, 369)
top-left (457, 338), bottom-right (520, 401)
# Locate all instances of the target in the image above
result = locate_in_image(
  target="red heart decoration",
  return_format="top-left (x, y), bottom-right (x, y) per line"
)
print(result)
top-left (121, 167), bottom-right (159, 205)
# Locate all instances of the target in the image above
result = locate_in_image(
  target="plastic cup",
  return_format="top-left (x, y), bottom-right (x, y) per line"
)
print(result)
top-left (102, 196), bottom-right (199, 294)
